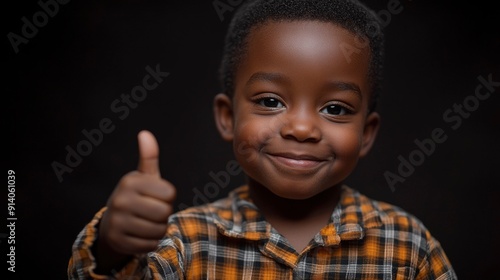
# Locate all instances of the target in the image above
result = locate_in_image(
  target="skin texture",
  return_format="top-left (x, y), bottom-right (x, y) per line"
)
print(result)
top-left (94, 20), bottom-right (380, 272)
top-left (213, 20), bottom-right (380, 251)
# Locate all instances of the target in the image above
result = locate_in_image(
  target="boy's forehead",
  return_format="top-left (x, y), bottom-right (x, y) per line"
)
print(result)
top-left (235, 20), bottom-right (372, 98)
top-left (250, 20), bottom-right (365, 58)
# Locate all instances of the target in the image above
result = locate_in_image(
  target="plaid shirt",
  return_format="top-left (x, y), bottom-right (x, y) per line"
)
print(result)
top-left (68, 185), bottom-right (457, 279)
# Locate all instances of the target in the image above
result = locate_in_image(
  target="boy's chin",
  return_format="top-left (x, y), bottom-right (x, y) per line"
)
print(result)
top-left (256, 179), bottom-right (339, 201)
top-left (272, 187), bottom-right (332, 200)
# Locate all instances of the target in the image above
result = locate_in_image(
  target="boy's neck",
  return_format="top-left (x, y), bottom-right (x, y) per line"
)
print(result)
top-left (247, 179), bottom-right (342, 223)
top-left (247, 179), bottom-right (342, 252)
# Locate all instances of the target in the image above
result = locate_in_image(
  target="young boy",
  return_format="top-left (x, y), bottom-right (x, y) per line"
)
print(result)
top-left (68, 0), bottom-right (457, 279)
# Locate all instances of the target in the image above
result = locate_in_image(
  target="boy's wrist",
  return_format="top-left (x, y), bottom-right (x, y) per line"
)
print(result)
top-left (91, 221), bottom-right (133, 275)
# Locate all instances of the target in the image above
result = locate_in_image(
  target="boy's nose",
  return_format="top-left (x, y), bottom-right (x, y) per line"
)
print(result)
top-left (279, 111), bottom-right (322, 143)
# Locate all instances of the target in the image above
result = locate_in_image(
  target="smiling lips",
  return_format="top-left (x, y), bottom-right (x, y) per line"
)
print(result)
top-left (266, 152), bottom-right (328, 170)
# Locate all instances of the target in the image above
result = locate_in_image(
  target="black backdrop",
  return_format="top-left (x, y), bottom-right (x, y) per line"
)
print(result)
top-left (4, 0), bottom-right (499, 279)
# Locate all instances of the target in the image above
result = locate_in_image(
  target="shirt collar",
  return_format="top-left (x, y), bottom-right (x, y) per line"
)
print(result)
top-left (212, 185), bottom-right (383, 245)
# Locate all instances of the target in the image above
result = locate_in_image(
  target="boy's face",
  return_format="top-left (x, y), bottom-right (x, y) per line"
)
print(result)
top-left (214, 20), bottom-right (380, 200)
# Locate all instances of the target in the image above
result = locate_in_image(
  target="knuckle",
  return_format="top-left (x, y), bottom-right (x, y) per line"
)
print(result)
top-left (107, 231), bottom-right (122, 250)
top-left (169, 185), bottom-right (177, 200)
top-left (111, 195), bottom-right (131, 211)
top-left (119, 174), bottom-right (140, 190)
top-left (163, 181), bottom-right (177, 201)
top-left (107, 213), bottom-right (123, 230)
top-left (164, 204), bottom-right (174, 217)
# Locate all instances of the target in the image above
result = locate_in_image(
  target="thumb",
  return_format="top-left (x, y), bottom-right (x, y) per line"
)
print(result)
top-left (137, 130), bottom-right (161, 176)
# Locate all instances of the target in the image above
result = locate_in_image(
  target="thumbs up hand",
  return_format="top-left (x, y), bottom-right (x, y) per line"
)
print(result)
top-left (96, 130), bottom-right (176, 266)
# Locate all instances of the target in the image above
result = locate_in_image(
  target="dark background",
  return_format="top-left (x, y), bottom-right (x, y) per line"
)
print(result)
top-left (4, 0), bottom-right (499, 279)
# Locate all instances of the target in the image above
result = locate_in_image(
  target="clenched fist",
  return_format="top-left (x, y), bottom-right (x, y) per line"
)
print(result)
top-left (94, 130), bottom-right (176, 272)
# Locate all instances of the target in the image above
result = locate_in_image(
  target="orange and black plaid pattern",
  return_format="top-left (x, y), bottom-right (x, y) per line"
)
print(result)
top-left (68, 185), bottom-right (457, 279)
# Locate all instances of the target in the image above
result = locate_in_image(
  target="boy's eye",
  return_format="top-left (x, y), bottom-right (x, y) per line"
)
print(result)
top-left (258, 97), bottom-right (284, 108)
top-left (320, 104), bottom-right (350, 115)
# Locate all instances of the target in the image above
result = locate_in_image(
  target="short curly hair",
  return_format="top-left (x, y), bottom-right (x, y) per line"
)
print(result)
top-left (218, 0), bottom-right (384, 112)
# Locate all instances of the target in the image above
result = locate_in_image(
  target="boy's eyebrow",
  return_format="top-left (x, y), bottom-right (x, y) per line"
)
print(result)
top-left (246, 72), bottom-right (289, 86)
top-left (246, 71), bottom-right (362, 100)
top-left (326, 81), bottom-right (362, 100)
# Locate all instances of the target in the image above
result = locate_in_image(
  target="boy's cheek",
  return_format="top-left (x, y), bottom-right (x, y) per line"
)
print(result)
top-left (232, 120), bottom-right (278, 163)
top-left (234, 140), bottom-right (255, 163)
top-left (324, 127), bottom-right (363, 156)
top-left (235, 114), bottom-right (281, 140)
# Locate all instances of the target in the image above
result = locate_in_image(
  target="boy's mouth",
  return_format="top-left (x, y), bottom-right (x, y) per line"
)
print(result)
top-left (265, 152), bottom-right (328, 171)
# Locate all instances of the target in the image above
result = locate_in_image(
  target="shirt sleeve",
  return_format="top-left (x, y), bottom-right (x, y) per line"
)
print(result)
top-left (415, 230), bottom-right (458, 280)
top-left (67, 207), bottom-right (185, 280)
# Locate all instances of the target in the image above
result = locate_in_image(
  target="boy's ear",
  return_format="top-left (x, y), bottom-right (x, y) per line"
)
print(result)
top-left (359, 111), bottom-right (381, 158)
top-left (213, 93), bottom-right (234, 142)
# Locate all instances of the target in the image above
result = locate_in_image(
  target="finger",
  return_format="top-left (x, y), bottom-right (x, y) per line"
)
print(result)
top-left (137, 130), bottom-right (160, 176)
top-left (121, 215), bottom-right (168, 240)
top-left (120, 172), bottom-right (176, 203)
top-left (131, 194), bottom-right (175, 222)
